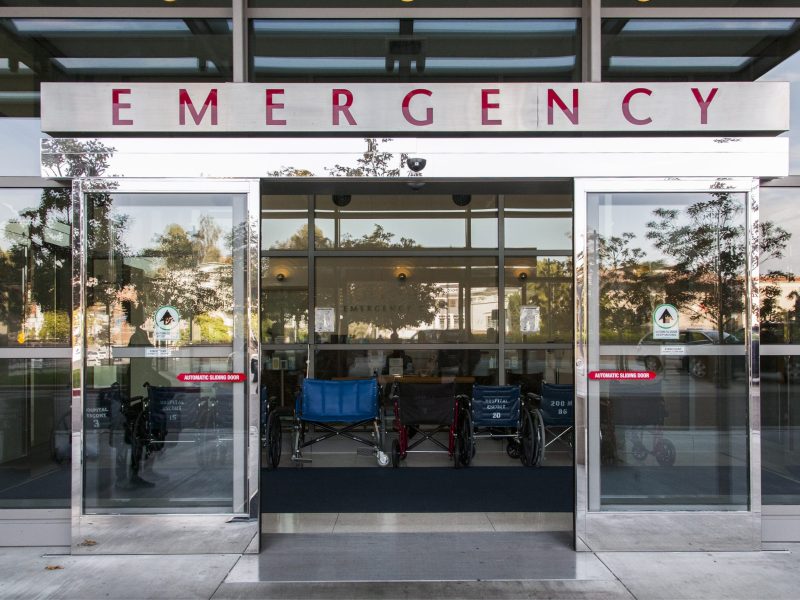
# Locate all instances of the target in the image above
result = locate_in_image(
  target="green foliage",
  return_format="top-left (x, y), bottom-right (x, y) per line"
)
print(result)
top-left (194, 314), bottom-right (232, 343)
top-left (38, 311), bottom-right (71, 342)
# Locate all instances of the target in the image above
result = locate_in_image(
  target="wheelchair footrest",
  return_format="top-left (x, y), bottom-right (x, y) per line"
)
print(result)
top-left (291, 454), bottom-right (312, 463)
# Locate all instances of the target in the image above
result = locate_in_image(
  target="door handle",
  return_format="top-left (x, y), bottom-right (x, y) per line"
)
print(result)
top-left (251, 357), bottom-right (259, 383)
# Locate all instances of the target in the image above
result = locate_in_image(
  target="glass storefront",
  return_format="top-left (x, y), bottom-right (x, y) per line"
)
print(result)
top-left (82, 190), bottom-right (250, 513)
top-left (587, 189), bottom-right (750, 509)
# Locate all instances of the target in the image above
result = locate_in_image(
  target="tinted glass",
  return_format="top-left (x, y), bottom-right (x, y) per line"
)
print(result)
top-left (761, 187), bottom-right (800, 504)
top-left (252, 0), bottom-right (580, 6)
top-left (250, 19), bottom-right (581, 82)
top-left (504, 257), bottom-right (573, 344)
top-left (0, 188), bottom-right (71, 347)
top-left (262, 257), bottom-right (308, 344)
top-left (261, 194), bottom-right (309, 251)
top-left (1, 1), bottom-right (228, 5)
top-left (0, 358), bottom-right (71, 508)
top-left (504, 193), bottom-right (572, 250)
top-left (0, 18), bottom-right (232, 117)
top-left (315, 256), bottom-right (498, 344)
top-left (602, 19), bottom-right (800, 81)
top-left (315, 194), bottom-right (498, 250)
top-left (315, 348), bottom-right (499, 386)
top-left (605, 1), bottom-right (800, 5)
top-left (83, 191), bottom-right (245, 513)
top-left (589, 190), bottom-right (749, 509)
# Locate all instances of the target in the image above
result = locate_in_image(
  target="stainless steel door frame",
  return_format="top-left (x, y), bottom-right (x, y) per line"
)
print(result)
top-left (573, 177), bottom-right (761, 552)
top-left (70, 178), bottom-right (261, 554)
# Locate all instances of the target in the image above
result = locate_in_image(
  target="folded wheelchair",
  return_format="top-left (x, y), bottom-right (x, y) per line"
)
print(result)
top-left (529, 382), bottom-right (575, 465)
top-left (457, 384), bottom-right (542, 467)
top-left (389, 382), bottom-right (462, 468)
top-left (290, 378), bottom-right (388, 467)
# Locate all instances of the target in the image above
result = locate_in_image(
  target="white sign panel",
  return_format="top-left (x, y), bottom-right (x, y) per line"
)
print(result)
top-left (314, 307), bottom-right (335, 333)
top-left (41, 82), bottom-right (789, 134)
top-left (520, 306), bottom-right (541, 334)
top-left (154, 305), bottom-right (181, 342)
top-left (653, 303), bottom-right (679, 340)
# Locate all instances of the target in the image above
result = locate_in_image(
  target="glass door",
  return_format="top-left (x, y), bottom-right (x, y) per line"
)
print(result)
top-left (72, 179), bottom-right (260, 554)
top-left (574, 178), bottom-right (761, 551)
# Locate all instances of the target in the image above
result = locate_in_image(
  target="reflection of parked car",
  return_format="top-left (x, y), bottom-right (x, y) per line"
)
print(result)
top-left (637, 329), bottom-right (740, 379)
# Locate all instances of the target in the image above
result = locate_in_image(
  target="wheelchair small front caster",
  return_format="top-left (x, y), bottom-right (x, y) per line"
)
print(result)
top-left (377, 451), bottom-right (390, 467)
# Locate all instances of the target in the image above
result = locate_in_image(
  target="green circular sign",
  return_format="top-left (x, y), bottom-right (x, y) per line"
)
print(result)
top-left (653, 303), bottom-right (678, 329)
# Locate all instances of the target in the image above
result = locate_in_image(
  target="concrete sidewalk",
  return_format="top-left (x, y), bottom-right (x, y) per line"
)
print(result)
top-left (1, 541), bottom-right (799, 599)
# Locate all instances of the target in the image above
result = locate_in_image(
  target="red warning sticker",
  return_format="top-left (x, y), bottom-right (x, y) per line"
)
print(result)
top-left (588, 371), bottom-right (656, 381)
top-left (177, 372), bottom-right (246, 383)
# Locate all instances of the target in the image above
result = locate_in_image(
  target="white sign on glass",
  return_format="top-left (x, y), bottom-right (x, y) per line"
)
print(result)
top-left (315, 307), bottom-right (335, 333)
top-left (653, 303), bottom-right (679, 340)
top-left (520, 306), bottom-right (541, 334)
top-left (154, 305), bottom-right (181, 341)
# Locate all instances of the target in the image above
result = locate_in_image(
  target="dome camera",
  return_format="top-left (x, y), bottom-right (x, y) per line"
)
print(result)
top-left (406, 157), bottom-right (427, 173)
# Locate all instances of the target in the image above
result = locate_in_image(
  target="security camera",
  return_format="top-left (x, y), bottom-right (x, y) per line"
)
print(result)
top-left (406, 157), bottom-right (427, 173)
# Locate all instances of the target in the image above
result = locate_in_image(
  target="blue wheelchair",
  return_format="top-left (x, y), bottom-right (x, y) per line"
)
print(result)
top-left (290, 378), bottom-right (388, 467)
top-left (457, 384), bottom-right (543, 467)
top-left (529, 383), bottom-right (575, 465)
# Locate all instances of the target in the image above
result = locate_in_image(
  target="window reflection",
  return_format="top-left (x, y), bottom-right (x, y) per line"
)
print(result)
top-left (261, 257), bottom-right (308, 344)
top-left (261, 194), bottom-right (310, 251)
top-left (589, 189), bottom-right (750, 509)
top-left (602, 18), bottom-right (800, 81)
top-left (315, 194), bottom-right (498, 250)
top-left (315, 256), bottom-right (498, 344)
top-left (504, 193), bottom-right (572, 250)
top-left (0, 358), bottom-right (70, 508)
top-left (504, 257), bottom-right (573, 344)
top-left (0, 18), bottom-right (232, 117)
top-left (250, 18), bottom-right (580, 82)
top-left (0, 188), bottom-right (71, 347)
top-left (315, 348), bottom-right (499, 386)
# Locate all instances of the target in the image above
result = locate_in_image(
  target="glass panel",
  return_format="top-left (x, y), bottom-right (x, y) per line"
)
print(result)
top-left (250, 19), bottom-right (581, 82)
top-left (762, 355), bottom-right (800, 504)
top-left (261, 348), bottom-right (307, 409)
top-left (0, 18), bottom-right (233, 117)
top-left (589, 190), bottom-right (749, 510)
top-left (261, 194), bottom-right (309, 250)
top-left (1, 1), bottom-right (229, 5)
top-left (504, 256), bottom-right (573, 343)
top-left (601, 19), bottom-right (800, 81)
top-left (504, 192), bottom-right (573, 250)
top-left (0, 188), bottom-right (71, 347)
top-left (315, 348), bottom-right (499, 385)
top-left (604, 1), bottom-right (799, 5)
top-left (505, 348), bottom-right (574, 392)
top-left (83, 191), bottom-right (246, 513)
top-left (761, 187), bottom-right (800, 504)
top-left (252, 0), bottom-right (580, 6)
top-left (315, 194), bottom-right (498, 250)
top-left (760, 188), bottom-right (800, 342)
top-left (315, 256), bottom-right (498, 344)
top-left (261, 257), bottom-right (308, 344)
top-left (0, 358), bottom-right (70, 508)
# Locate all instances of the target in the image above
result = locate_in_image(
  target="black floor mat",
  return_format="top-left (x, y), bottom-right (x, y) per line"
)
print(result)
top-left (261, 466), bottom-right (574, 513)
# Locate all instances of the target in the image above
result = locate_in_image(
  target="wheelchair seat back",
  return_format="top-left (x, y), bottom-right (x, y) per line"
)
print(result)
top-left (539, 383), bottom-right (574, 426)
top-left (396, 382), bottom-right (456, 426)
top-left (299, 378), bottom-right (379, 423)
top-left (471, 385), bottom-right (521, 428)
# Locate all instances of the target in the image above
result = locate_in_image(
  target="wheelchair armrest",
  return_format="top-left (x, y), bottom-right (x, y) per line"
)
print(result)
top-left (525, 392), bottom-right (542, 407)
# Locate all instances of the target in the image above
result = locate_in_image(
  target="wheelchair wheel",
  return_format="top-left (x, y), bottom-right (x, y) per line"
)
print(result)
top-left (520, 408), bottom-right (536, 466)
top-left (654, 437), bottom-right (676, 467)
top-left (532, 408), bottom-right (544, 466)
top-left (458, 411), bottom-right (473, 467)
top-left (506, 440), bottom-right (521, 459)
top-left (391, 438), bottom-right (401, 468)
top-left (266, 411), bottom-right (282, 469)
